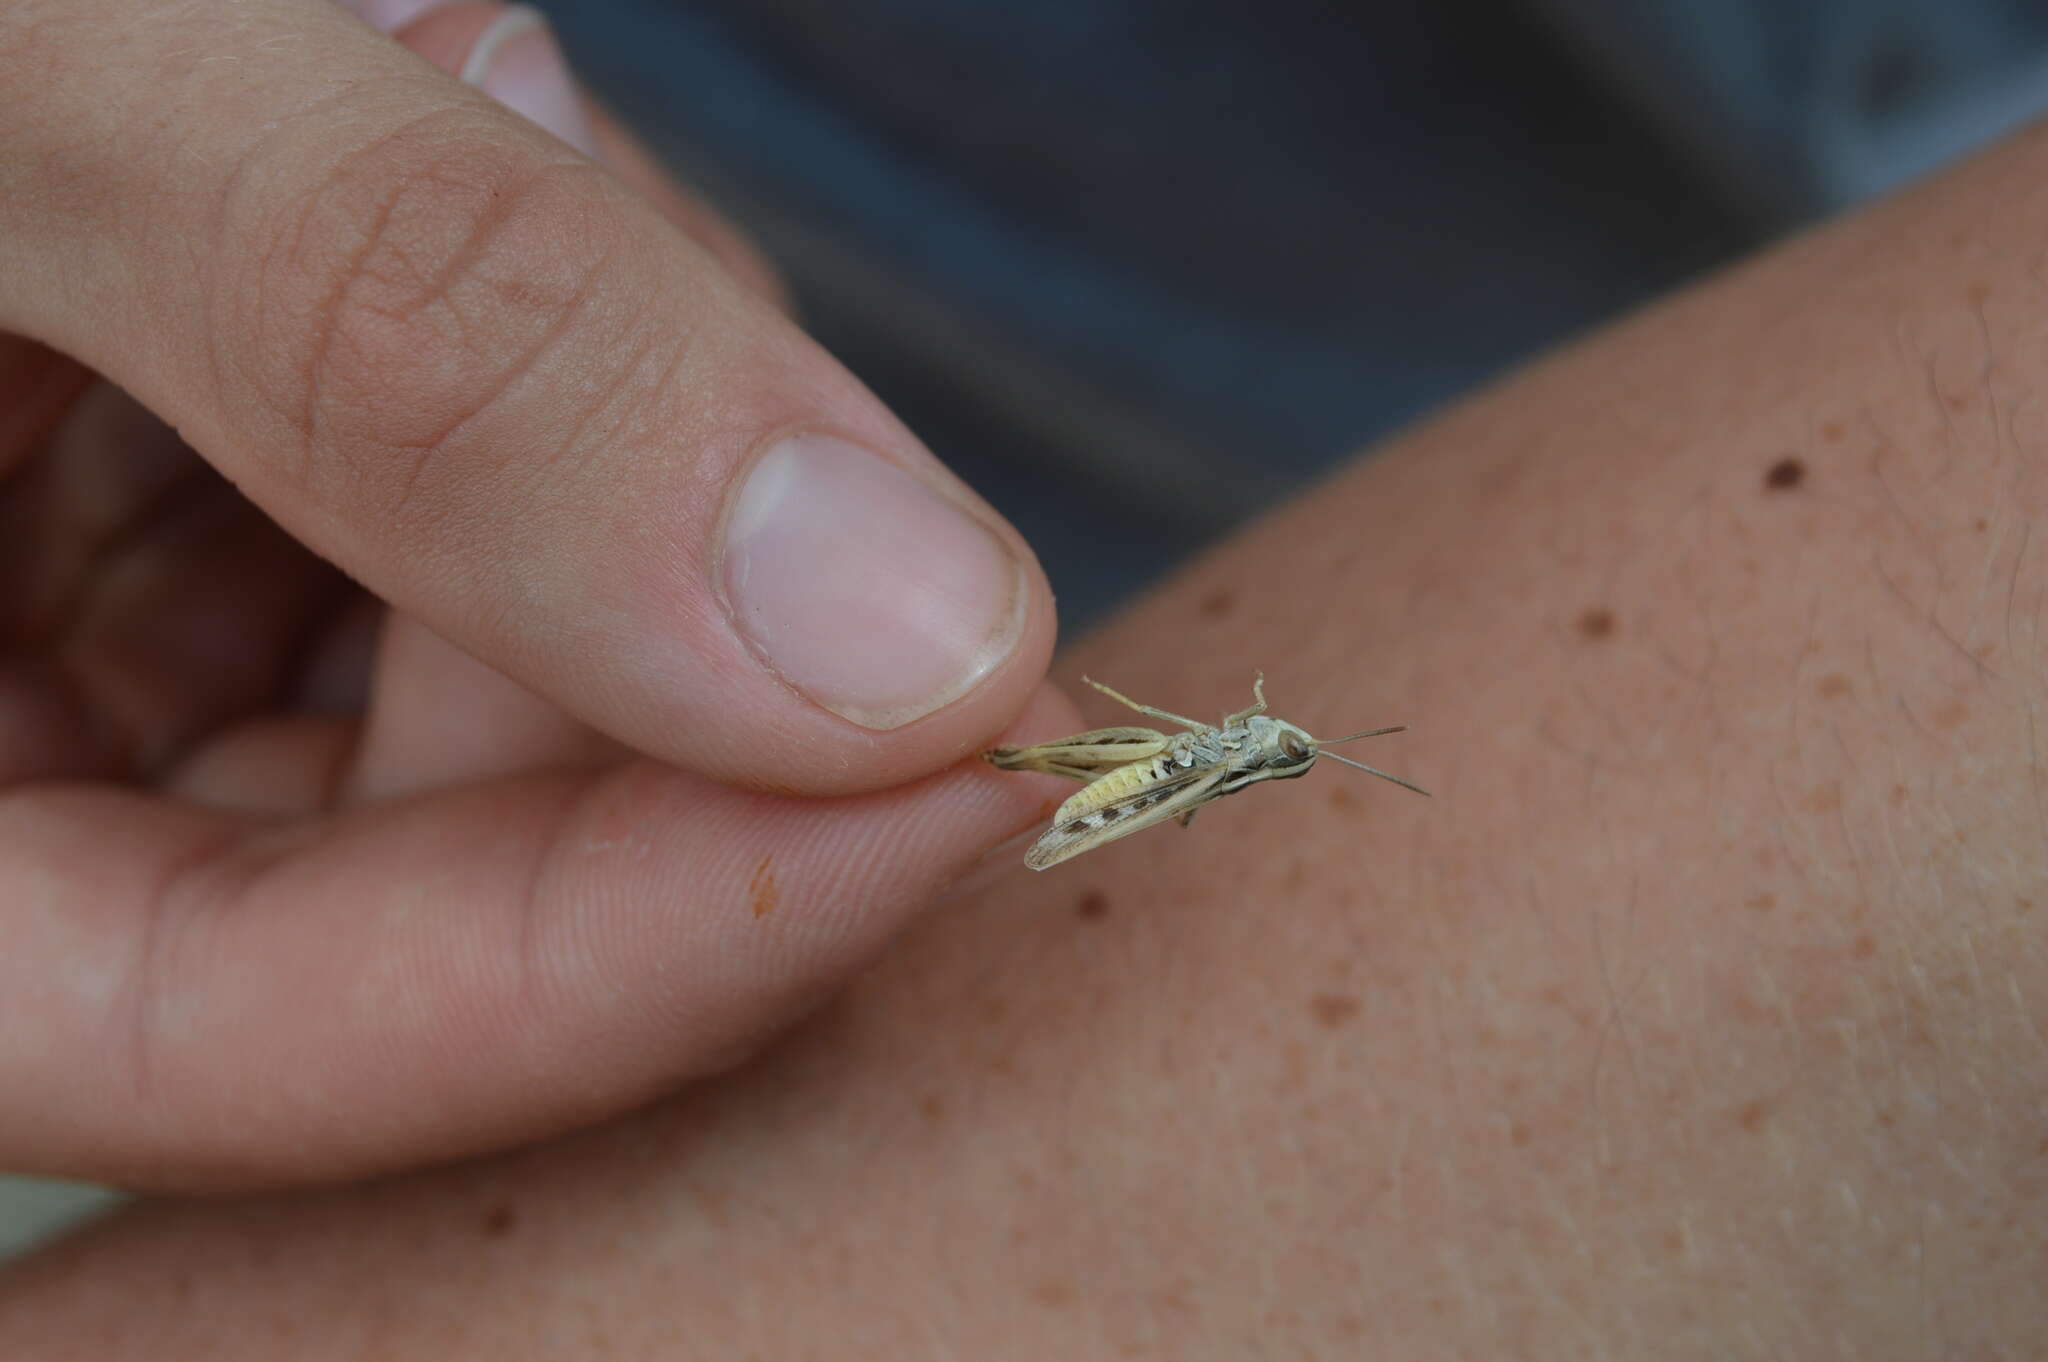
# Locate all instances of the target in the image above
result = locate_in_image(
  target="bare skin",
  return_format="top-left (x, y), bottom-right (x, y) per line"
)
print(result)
top-left (8, 58), bottom-right (2048, 1362)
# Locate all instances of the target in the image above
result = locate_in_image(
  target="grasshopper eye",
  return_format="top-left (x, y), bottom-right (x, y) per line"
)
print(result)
top-left (1278, 731), bottom-right (1312, 763)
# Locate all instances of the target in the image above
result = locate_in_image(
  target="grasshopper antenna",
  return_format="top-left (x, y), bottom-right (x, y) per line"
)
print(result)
top-left (1318, 750), bottom-right (1432, 797)
top-left (1321, 725), bottom-right (1408, 743)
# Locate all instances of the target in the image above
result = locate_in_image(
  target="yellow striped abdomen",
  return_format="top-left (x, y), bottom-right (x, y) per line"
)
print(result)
top-left (1052, 754), bottom-right (1176, 825)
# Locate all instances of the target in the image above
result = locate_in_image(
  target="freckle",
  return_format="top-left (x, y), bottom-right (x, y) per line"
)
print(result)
top-left (1808, 783), bottom-right (1842, 814)
top-left (1746, 892), bottom-right (1776, 912)
top-left (1336, 1315), bottom-right (1365, 1339)
top-left (1755, 846), bottom-right (1776, 870)
top-left (1198, 587), bottom-right (1236, 619)
top-left (1821, 421), bottom-right (1844, 443)
top-left (1509, 1121), bottom-right (1533, 1147)
top-left (917, 1093), bottom-right (946, 1125)
top-left (2018, 895), bottom-right (2035, 915)
top-left (1576, 607), bottom-right (1616, 639)
top-left (1817, 673), bottom-right (1851, 699)
top-left (1947, 392), bottom-right (1971, 412)
top-left (1730, 991), bottom-right (1768, 1023)
top-left (1031, 1280), bottom-right (1075, 1308)
top-left (1076, 890), bottom-right (1111, 921)
top-left (1735, 1099), bottom-right (1771, 1133)
top-left (1309, 993), bottom-right (1361, 1028)
top-left (1932, 701), bottom-right (1968, 729)
top-left (1538, 985), bottom-right (1567, 1007)
top-left (1328, 785), bottom-right (1357, 811)
top-left (1850, 934), bottom-right (1876, 960)
top-left (481, 1203), bottom-right (518, 1238)
top-left (1967, 279), bottom-right (1992, 305)
top-left (1875, 1108), bottom-right (1897, 1128)
top-left (1977, 641), bottom-right (1999, 659)
top-left (748, 856), bottom-right (778, 919)
top-left (1891, 783), bottom-right (1908, 807)
top-left (1974, 516), bottom-right (1990, 532)
top-left (1764, 457), bottom-right (1806, 491)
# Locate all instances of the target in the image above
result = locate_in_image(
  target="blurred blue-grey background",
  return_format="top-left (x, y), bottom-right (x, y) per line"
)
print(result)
top-left (554, 0), bottom-right (2048, 625)
top-left (12, 0), bottom-right (2048, 1255)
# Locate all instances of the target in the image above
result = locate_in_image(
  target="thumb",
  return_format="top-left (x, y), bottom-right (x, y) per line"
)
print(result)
top-left (0, 0), bottom-right (1053, 794)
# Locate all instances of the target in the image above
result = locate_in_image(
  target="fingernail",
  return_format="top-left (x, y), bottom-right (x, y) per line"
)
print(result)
top-left (723, 435), bottom-right (1026, 730)
top-left (462, 6), bottom-right (596, 156)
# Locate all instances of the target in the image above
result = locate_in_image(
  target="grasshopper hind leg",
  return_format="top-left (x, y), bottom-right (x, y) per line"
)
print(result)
top-left (1080, 676), bottom-right (1206, 731)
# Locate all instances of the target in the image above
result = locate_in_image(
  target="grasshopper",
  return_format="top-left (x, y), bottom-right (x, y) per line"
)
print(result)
top-left (985, 674), bottom-right (1427, 870)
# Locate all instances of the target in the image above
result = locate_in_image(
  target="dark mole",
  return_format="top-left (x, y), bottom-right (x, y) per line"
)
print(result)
top-left (1764, 457), bottom-right (1806, 491)
top-left (1309, 993), bottom-right (1361, 1028)
top-left (481, 1203), bottom-right (518, 1238)
top-left (1076, 890), bottom-right (1111, 921)
top-left (1198, 587), bottom-right (1236, 619)
top-left (1576, 607), bottom-right (1617, 640)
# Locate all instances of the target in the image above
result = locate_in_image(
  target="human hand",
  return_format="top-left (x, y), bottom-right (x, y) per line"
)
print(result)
top-left (0, 0), bottom-right (1069, 1189)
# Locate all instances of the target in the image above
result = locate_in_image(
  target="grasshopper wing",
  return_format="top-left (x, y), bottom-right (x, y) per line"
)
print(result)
top-left (984, 726), bottom-right (1170, 782)
top-left (1023, 763), bottom-right (1228, 870)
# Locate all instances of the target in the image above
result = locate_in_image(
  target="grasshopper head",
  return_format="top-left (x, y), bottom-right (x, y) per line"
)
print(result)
top-left (1244, 715), bottom-right (1321, 780)
top-left (1292, 715), bottom-right (1431, 798)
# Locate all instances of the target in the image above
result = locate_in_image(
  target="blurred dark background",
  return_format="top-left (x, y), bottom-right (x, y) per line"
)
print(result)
top-left (552, 0), bottom-right (2048, 627)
